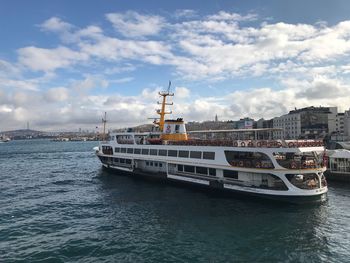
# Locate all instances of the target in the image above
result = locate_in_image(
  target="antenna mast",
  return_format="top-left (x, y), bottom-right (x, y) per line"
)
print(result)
top-left (154, 81), bottom-right (174, 131)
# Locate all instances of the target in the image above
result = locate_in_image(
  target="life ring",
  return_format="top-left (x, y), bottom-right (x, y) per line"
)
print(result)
top-left (268, 141), bottom-right (275, 148)
top-left (241, 142), bottom-right (246, 147)
top-left (255, 161), bottom-right (261, 168)
top-left (290, 161), bottom-right (297, 169)
top-left (288, 142), bottom-right (295, 148)
top-left (263, 162), bottom-right (270, 168)
top-left (230, 161), bottom-right (236, 166)
top-left (277, 142), bottom-right (282, 148)
top-left (239, 161), bottom-right (244, 167)
top-left (245, 161), bottom-right (251, 167)
top-left (233, 141), bottom-right (238, 147)
top-left (248, 141), bottom-right (253, 147)
top-left (257, 141), bottom-right (262, 147)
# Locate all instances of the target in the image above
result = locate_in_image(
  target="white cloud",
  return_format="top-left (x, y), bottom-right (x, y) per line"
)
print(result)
top-left (40, 17), bottom-right (73, 32)
top-left (106, 11), bottom-right (165, 37)
top-left (207, 11), bottom-right (258, 22)
top-left (174, 9), bottom-right (197, 19)
top-left (18, 46), bottom-right (88, 72)
top-left (45, 87), bottom-right (70, 102)
top-left (175, 86), bottom-right (190, 98)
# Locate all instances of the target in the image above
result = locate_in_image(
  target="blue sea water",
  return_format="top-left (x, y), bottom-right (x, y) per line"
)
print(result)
top-left (0, 139), bottom-right (350, 262)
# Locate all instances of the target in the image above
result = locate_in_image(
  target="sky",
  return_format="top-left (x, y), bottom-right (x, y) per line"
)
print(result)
top-left (1, 0), bottom-right (350, 131)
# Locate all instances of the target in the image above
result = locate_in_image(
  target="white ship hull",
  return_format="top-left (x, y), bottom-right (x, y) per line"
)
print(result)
top-left (95, 142), bottom-right (328, 203)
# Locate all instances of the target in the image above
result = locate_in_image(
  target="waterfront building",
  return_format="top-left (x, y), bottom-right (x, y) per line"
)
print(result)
top-left (273, 106), bottom-right (337, 139)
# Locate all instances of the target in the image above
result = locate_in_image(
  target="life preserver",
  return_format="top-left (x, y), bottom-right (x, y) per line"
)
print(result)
top-left (241, 142), bottom-right (246, 147)
top-left (268, 141), bottom-right (275, 148)
top-left (288, 142), bottom-right (295, 148)
top-left (233, 141), bottom-right (238, 147)
top-left (248, 141), bottom-right (253, 147)
top-left (277, 142), bottom-right (282, 148)
top-left (166, 124), bottom-right (171, 134)
top-left (230, 161), bottom-right (236, 166)
top-left (263, 162), bottom-right (270, 168)
top-left (290, 161), bottom-right (297, 169)
top-left (239, 161), bottom-right (244, 167)
top-left (257, 141), bottom-right (262, 147)
top-left (245, 161), bottom-right (251, 167)
top-left (255, 161), bottom-right (261, 168)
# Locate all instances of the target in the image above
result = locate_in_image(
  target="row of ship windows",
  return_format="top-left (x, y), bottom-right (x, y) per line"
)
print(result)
top-left (146, 161), bottom-right (163, 167)
top-left (177, 164), bottom-right (239, 179)
top-left (115, 147), bottom-right (215, 160)
top-left (178, 164), bottom-right (216, 176)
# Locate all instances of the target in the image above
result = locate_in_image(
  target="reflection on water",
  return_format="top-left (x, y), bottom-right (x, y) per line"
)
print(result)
top-left (0, 140), bottom-right (349, 262)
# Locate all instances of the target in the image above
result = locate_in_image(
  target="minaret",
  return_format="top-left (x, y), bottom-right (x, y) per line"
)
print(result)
top-left (102, 112), bottom-right (107, 141)
top-left (215, 114), bottom-right (218, 122)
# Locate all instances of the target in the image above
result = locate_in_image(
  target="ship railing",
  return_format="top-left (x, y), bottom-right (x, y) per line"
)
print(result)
top-left (274, 157), bottom-right (324, 169)
top-left (288, 177), bottom-right (320, 190)
top-left (168, 139), bottom-right (324, 148)
top-left (117, 139), bottom-right (135, 145)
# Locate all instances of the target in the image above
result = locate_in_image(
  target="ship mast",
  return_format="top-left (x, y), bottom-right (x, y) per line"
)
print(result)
top-left (155, 81), bottom-right (173, 131)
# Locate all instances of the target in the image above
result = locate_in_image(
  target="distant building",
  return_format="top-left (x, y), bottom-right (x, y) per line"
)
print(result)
top-left (234, 117), bottom-right (255, 129)
top-left (273, 106), bottom-right (337, 139)
top-left (215, 114), bottom-right (218, 122)
top-left (256, 118), bottom-right (273, 129)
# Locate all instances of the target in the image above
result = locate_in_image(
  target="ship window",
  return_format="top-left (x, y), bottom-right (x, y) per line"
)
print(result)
top-left (203, 152), bottom-right (215, 160)
top-left (120, 159), bottom-right (126, 164)
top-left (190, 151), bottom-right (202, 159)
top-left (114, 158), bottom-right (119, 163)
top-left (184, 165), bottom-right (195, 173)
top-left (146, 161), bottom-right (149, 166)
top-left (175, 124), bottom-right (180, 133)
top-left (159, 149), bottom-right (167, 156)
top-left (150, 162), bottom-right (153, 166)
top-left (223, 170), bottom-right (238, 179)
top-left (159, 163), bottom-right (163, 167)
top-left (115, 148), bottom-right (120, 153)
top-left (134, 148), bottom-right (141, 154)
top-left (150, 149), bottom-right (158, 155)
top-left (209, 168), bottom-right (216, 176)
top-left (155, 162), bottom-right (159, 167)
top-left (196, 166), bottom-right (208, 175)
top-left (178, 164), bottom-right (183, 171)
top-left (127, 148), bottom-right (133, 154)
top-left (121, 148), bottom-right (127, 153)
top-left (168, 150), bottom-right (178, 157)
top-left (224, 151), bottom-right (274, 169)
top-left (142, 149), bottom-right (149, 155)
top-left (126, 159), bottom-right (131, 164)
top-left (179, 150), bottom-right (189, 158)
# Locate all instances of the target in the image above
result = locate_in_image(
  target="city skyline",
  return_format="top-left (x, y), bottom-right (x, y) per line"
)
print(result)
top-left (1, 0), bottom-right (350, 131)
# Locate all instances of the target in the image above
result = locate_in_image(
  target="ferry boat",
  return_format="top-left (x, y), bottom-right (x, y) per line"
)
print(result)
top-left (326, 149), bottom-right (350, 182)
top-left (94, 89), bottom-right (328, 203)
top-left (0, 135), bottom-right (10, 143)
